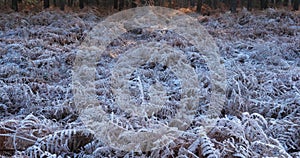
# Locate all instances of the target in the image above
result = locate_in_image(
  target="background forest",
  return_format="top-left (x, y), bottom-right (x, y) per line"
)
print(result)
top-left (1, 0), bottom-right (300, 12)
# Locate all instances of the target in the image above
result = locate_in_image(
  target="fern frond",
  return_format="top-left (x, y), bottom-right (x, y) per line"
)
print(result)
top-left (199, 135), bottom-right (220, 158)
top-left (30, 129), bottom-right (94, 156)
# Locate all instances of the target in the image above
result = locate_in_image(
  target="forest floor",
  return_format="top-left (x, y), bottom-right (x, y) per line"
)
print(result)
top-left (0, 7), bottom-right (299, 157)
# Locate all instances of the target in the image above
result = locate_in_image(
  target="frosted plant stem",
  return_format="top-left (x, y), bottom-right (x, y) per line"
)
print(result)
top-left (137, 75), bottom-right (145, 105)
top-left (0, 134), bottom-right (37, 143)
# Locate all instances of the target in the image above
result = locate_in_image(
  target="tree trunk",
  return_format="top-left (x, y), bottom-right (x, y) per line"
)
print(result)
top-left (283, 0), bottom-right (288, 6)
top-left (275, 0), bottom-right (281, 7)
top-left (53, 0), bottom-right (57, 6)
top-left (125, 0), bottom-right (129, 8)
top-left (114, 0), bottom-right (118, 9)
top-left (183, 0), bottom-right (189, 8)
top-left (260, 0), bottom-right (268, 9)
top-left (79, 0), bottom-right (84, 9)
top-left (60, 0), bottom-right (65, 10)
top-left (12, 0), bottom-right (18, 11)
top-left (230, 0), bottom-right (237, 13)
top-left (141, 0), bottom-right (146, 5)
top-left (168, 0), bottom-right (173, 8)
top-left (155, 0), bottom-right (160, 6)
top-left (119, 0), bottom-right (124, 10)
top-left (212, 0), bottom-right (217, 9)
top-left (67, 0), bottom-right (73, 7)
top-left (196, 0), bottom-right (202, 13)
top-left (132, 0), bottom-right (137, 8)
top-left (265, 0), bottom-right (269, 9)
top-left (161, 0), bottom-right (165, 6)
top-left (103, 0), bottom-right (107, 8)
top-left (247, 0), bottom-right (252, 10)
top-left (44, 0), bottom-right (50, 8)
top-left (224, 0), bottom-right (229, 8)
top-left (293, 0), bottom-right (299, 10)
top-left (190, 0), bottom-right (196, 7)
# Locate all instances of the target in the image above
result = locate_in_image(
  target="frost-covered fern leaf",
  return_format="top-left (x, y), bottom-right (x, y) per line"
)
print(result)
top-left (188, 138), bottom-right (201, 154)
top-left (223, 137), bottom-right (251, 158)
top-left (250, 141), bottom-right (292, 157)
top-left (267, 119), bottom-right (300, 152)
top-left (26, 129), bottom-right (94, 157)
top-left (25, 145), bottom-right (63, 158)
top-left (80, 139), bottom-right (104, 155)
top-left (232, 153), bottom-right (248, 158)
top-left (199, 136), bottom-right (220, 158)
top-left (242, 112), bottom-right (268, 142)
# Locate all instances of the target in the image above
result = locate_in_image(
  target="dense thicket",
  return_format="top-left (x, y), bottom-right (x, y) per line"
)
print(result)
top-left (1, 0), bottom-right (299, 12)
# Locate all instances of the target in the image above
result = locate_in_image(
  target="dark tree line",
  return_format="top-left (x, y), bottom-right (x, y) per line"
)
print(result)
top-left (12, 0), bottom-right (18, 11)
top-left (9, 0), bottom-right (300, 12)
top-left (196, 0), bottom-right (299, 13)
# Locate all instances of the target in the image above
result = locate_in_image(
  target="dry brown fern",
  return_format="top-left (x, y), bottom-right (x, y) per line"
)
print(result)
top-left (25, 129), bottom-right (94, 157)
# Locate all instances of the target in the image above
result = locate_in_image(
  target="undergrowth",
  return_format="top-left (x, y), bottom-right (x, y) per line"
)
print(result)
top-left (0, 8), bottom-right (299, 157)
